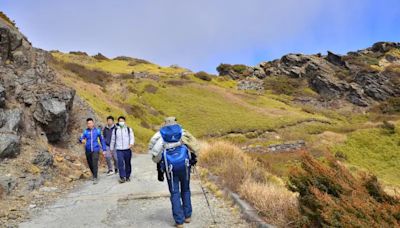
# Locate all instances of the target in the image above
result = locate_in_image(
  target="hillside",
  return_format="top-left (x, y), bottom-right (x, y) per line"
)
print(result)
top-left (50, 46), bottom-right (400, 187)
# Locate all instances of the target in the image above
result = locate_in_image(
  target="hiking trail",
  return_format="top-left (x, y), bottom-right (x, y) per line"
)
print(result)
top-left (19, 154), bottom-right (249, 228)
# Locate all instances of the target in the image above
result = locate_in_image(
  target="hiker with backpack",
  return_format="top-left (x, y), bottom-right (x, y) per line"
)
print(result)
top-left (79, 118), bottom-right (107, 185)
top-left (110, 116), bottom-right (135, 183)
top-left (149, 117), bottom-right (200, 228)
top-left (103, 116), bottom-right (118, 175)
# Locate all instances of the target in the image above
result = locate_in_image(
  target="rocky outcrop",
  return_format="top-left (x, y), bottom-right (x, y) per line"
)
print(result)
top-left (0, 17), bottom-right (75, 156)
top-left (237, 78), bottom-right (264, 91)
top-left (219, 42), bottom-right (400, 107)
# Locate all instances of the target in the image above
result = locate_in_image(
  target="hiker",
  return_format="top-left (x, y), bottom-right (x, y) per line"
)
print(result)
top-left (79, 118), bottom-right (106, 184)
top-left (149, 117), bottom-right (200, 228)
top-left (103, 116), bottom-right (118, 175)
top-left (110, 116), bottom-right (135, 183)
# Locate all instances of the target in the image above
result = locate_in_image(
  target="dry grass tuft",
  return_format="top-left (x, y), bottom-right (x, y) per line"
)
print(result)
top-left (199, 141), bottom-right (301, 226)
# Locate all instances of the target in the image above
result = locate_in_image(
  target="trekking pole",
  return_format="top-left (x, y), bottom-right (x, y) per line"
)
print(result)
top-left (193, 166), bottom-right (217, 224)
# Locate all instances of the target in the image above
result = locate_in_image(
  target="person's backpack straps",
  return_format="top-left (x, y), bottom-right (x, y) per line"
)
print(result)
top-left (114, 126), bottom-right (132, 146)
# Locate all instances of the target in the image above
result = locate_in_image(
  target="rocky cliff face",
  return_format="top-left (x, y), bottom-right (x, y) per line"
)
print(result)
top-left (218, 42), bottom-right (400, 107)
top-left (0, 16), bottom-right (88, 225)
top-left (0, 18), bottom-right (75, 158)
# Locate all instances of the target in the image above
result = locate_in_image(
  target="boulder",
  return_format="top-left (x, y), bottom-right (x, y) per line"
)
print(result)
top-left (33, 93), bottom-right (74, 142)
top-left (326, 51), bottom-right (346, 67)
top-left (0, 133), bottom-right (20, 158)
top-left (0, 109), bottom-right (22, 133)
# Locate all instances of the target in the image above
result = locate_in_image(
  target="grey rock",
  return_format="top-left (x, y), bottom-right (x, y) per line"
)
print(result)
top-left (267, 140), bottom-right (306, 153)
top-left (33, 97), bottom-right (72, 142)
top-left (0, 132), bottom-right (20, 158)
top-left (354, 72), bottom-right (394, 101)
top-left (237, 78), bottom-right (264, 91)
top-left (27, 176), bottom-right (45, 191)
top-left (0, 108), bottom-right (22, 133)
top-left (370, 42), bottom-right (400, 53)
top-left (0, 85), bottom-right (5, 107)
top-left (326, 51), bottom-right (346, 67)
top-left (32, 150), bottom-right (53, 167)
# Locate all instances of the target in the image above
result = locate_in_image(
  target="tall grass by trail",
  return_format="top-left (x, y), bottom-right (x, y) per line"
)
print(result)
top-left (199, 141), bottom-right (301, 227)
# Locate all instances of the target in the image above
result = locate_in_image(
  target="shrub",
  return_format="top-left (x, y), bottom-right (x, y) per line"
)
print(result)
top-left (194, 71), bottom-right (212, 81)
top-left (264, 76), bottom-right (307, 96)
top-left (93, 53), bottom-right (109, 61)
top-left (63, 62), bottom-right (112, 87)
top-left (378, 97), bottom-right (400, 114)
top-left (69, 51), bottom-right (88, 56)
top-left (288, 153), bottom-right (400, 227)
top-left (216, 64), bottom-right (232, 76)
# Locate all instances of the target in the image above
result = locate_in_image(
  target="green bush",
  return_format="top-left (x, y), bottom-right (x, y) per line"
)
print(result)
top-left (216, 63), bottom-right (232, 75)
top-left (194, 71), bottom-right (212, 81)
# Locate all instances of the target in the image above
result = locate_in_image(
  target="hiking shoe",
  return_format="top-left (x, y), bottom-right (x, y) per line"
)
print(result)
top-left (175, 224), bottom-right (184, 228)
top-left (184, 217), bottom-right (191, 223)
top-left (106, 170), bottom-right (114, 176)
top-left (126, 177), bottom-right (131, 182)
top-left (119, 178), bottom-right (126, 183)
top-left (93, 178), bottom-right (98, 185)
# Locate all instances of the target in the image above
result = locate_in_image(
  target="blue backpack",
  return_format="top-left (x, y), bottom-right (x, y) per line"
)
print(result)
top-left (160, 124), bottom-right (191, 181)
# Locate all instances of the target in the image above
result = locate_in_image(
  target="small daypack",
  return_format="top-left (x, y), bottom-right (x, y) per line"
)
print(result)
top-left (160, 124), bottom-right (191, 184)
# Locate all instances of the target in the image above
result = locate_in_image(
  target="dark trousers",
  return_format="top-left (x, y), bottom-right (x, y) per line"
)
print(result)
top-left (167, 168), bottom-right (192, 225)
top-left (85, 151), bottom-right (99, 178)
top-left (117, 149), bottom-right (132, 178)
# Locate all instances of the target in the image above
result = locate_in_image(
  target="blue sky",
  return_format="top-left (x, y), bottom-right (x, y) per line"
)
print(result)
top-left (2, 0), bottom-right (400, 73)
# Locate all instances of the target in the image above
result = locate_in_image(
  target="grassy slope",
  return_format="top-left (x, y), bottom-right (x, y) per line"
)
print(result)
top-left (332, 121), bottom-right (400, 186)
top-left (52, 52), bottom-right (400, 188)
top-left (52, 52), bottom-right (328, 141)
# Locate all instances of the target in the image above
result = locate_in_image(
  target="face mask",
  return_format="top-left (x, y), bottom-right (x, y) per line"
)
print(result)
top-left (119, 122), bottom-right (125, 127)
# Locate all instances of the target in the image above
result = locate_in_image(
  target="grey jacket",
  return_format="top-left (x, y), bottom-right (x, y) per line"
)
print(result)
top-left (110, 125), bottom-right (135, 151)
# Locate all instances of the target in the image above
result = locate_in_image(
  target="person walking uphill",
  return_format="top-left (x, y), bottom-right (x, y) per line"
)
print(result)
top-left (110, 116), bottom-right (135, 183)
top-left (103, 116), bottom-right (118, 175)
top-left (79, 118), bottom-right (106, 185)
top-left (149, 117), bottom-right (200, 228)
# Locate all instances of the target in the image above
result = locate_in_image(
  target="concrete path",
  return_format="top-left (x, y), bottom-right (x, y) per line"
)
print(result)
top-left (20, 154), bottom-right (249, 228)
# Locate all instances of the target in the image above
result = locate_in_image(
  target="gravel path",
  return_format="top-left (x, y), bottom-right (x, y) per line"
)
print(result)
top-left (19, 154), bottom-right (249, 228)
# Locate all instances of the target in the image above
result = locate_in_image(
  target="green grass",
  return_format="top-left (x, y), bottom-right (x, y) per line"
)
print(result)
top-left (332, 122), bottom-right (400, 186)
top-left (141, 84), bottom-right (320, 136)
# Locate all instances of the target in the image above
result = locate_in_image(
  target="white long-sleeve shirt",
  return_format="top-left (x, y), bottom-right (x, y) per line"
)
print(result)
top-left (110, 125), bottom-right (134, 151)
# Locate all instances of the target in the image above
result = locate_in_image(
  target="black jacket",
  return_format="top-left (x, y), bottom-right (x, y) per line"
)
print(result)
top-left (103, 125), bottom-right (115, 146)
